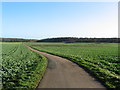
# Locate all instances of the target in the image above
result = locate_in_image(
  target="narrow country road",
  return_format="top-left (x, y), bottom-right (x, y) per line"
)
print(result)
top-left (27, 46), bottom-right (106, 88)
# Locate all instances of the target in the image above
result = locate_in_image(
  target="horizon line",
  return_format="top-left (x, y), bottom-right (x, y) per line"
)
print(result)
top-left (0, 36), bottom-right (119, 40)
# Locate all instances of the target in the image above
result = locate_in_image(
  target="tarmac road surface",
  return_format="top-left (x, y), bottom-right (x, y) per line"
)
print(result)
top-left (27, 46), bottom-right (106, 88)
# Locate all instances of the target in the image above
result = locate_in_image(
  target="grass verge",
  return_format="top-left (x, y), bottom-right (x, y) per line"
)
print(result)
top-left (18, 53), bottom-right (48, 89)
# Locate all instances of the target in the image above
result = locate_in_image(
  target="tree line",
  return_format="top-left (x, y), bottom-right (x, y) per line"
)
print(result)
top-left (37, 37), bottom-right (119, 43)
top-left (0, 38), bottom-right (37, 42)
top-left (1, 37), bottom-right (119, 43)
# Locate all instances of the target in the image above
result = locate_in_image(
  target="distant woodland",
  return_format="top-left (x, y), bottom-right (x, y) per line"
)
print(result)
top-left (1, 37), bottom-right (119, 43)
top-left (0, 38), bottom-right (37, 42)
top-left (37, 37), bottom-right (119, 43)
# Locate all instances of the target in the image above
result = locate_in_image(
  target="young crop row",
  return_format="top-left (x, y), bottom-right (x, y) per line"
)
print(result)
top-left (31, 43), bottom-right (119, 89)
top-left (2, 44), bottom-right (47, 89)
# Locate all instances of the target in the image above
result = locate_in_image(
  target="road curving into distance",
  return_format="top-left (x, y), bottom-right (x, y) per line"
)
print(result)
top-left (27, 45), bottom-right (106, 88)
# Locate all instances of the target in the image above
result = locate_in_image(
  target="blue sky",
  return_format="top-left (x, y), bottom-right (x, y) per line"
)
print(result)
top-left (2, 2), bottom-right (118, 39)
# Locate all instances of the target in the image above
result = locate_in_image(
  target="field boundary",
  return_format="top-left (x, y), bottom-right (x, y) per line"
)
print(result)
top-left (31, 44), bottom-right (110, 47)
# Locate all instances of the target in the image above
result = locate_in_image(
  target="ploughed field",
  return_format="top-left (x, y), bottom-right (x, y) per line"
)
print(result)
top-left (1, 43), bottom-right (47, 89)
top-left (29, 42), bottom-right (120, 88)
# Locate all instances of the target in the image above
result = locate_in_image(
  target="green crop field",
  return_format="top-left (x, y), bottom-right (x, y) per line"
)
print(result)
top-left (1, 43), bottom-right (47, 89)
top-left (30, 42), bottom-right (120, 88)
top-left (1, 42), bottom-right (119, 89)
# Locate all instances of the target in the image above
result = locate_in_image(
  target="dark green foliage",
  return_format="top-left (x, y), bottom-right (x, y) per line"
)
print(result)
top-left (0, 38), bottom-right (37, 42)
top-left (37, 37), bottom-right (119, 43)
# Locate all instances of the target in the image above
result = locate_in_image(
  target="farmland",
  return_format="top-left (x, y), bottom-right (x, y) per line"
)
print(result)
top-left (1, 42), bottom-right (119, 89)
top-left (30, 42), bottom-right (120, 88)
top-left (1, 43), bottom-right (47, 89)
